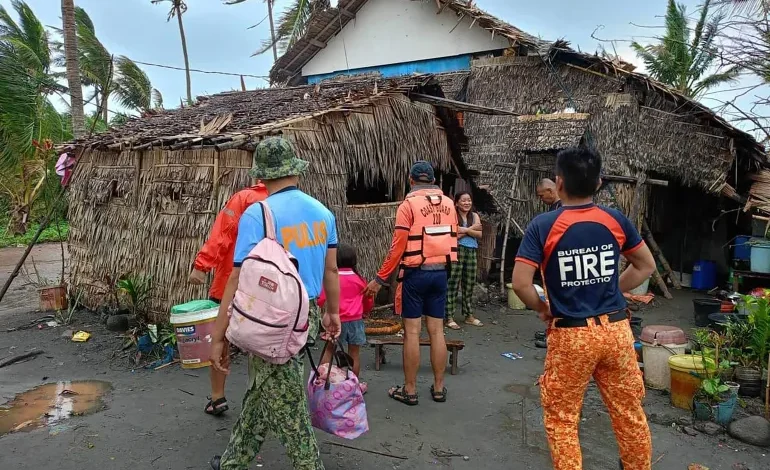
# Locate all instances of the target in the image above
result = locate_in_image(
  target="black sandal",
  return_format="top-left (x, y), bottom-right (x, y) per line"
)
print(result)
top-left (388, 385), bottom-right (418, 406)
top-left (205, 396), bottom-right (229, 416)
top-left (431, 385), bottom-right (447, 403)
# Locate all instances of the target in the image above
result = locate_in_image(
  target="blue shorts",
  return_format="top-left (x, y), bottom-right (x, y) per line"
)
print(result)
top-left (401, 269), bottom-right (448, 319)
top-left (339, 319), bottom-right (366, 347)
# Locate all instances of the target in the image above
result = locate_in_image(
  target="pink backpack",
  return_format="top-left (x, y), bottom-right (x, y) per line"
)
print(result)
top-left (225, 201), bottom-right (310, 364)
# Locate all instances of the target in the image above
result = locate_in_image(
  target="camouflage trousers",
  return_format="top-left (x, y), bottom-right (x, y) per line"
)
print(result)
top-left (220, 302), bottom-right (323, 470)
top-left (540, 315), bottom-right (651, 470)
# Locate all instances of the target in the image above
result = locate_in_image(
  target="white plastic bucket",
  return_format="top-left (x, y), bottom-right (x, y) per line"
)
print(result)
top-left (169, 307), bottom-right (219, 369)
top-left (629, 277), bottom-right (651, 296)
top-left (642, 341), bottom-right (688, 390)
top-left (505, 283), bottom-right (525, 310)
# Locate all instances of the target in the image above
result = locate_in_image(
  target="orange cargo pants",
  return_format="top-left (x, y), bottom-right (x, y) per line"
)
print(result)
top-left (540, 315), bottom-right (651, 470)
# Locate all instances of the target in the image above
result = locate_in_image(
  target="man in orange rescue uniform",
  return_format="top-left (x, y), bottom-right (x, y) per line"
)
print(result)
top-left (512, 147), bottom-right (656, 470)
top-left (365, 161), bottom-right (458, 405)
top-left (189, 180), bottom-right (268, 416)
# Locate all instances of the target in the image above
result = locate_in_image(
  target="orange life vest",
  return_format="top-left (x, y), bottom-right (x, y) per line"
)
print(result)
top-left (401, 188), bottom-right (459, 268)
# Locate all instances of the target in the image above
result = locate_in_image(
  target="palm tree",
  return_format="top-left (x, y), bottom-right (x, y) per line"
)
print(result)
top-left (114, 56), bottom-right (163, 114)
top-left (0, 1), bottom-right (66, 234)
top-left (224, 0), bottom-right (279, 62)
top-left (61, 0), bottom-right (85, 138)
top-left (53, 7), bottom-right (163, 118)
top-left (231, 0), bottom-right (328, 58)
top-left (632, 0), bottom-right (741, 98)
top-left (152, 0), bottom-right (192, 104)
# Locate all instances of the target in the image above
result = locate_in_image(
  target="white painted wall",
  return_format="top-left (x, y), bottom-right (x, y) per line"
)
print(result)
top-left (301, 0), bottom-right (510, 76)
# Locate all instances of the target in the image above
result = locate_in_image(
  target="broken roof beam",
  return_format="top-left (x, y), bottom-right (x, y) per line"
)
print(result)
top-left (410, 93), bottom-right (519, 116)
top-left (493, 162), bottom-right (669, 186)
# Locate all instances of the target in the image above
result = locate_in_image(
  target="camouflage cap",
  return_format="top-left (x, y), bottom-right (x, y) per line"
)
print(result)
top-left (249, 136), bottom-right (309, 180)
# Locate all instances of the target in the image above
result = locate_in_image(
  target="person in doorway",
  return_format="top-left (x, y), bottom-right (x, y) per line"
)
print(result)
top-left (318, 243), bottom-right (374, 394)
top-left (445, 192), bottom-right (483, 330)
top-left (189, 181), bottom-right (268, 416)
top-left (534, 177), bottom-right (562, 348)
top-left (512, 146), bottom-right (655, 470)
top-left (364, 161), bottom-right (458, 405)
top-left (536, 178), bottom-right (562, 211)
top-left (209, 136), bottom-right (341, 470)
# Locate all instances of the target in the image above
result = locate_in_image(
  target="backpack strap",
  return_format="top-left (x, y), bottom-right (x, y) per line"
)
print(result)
top-left (259, 201), bottom-right (277, 240)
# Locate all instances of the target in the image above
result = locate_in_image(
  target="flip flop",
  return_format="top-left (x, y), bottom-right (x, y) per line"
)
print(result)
top-left (388, 385), bottom-right (418, 406)
top-left (446, 320), bottom-right (461, 330)
top-left (430, 385), bottom-right (447, 403)
top-left (465, 318), bottom-right (484, 327)
top-left (205, 396), bottom-right (229, 416)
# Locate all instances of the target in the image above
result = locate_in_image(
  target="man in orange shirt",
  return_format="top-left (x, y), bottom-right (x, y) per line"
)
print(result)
top-left (365, 161), bottom-right (458, 406)
top-left (189, 181), bottom-right (268, 416)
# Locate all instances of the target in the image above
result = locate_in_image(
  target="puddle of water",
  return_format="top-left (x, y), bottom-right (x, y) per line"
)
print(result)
top-left (0, 380), bottom-right (111, 436)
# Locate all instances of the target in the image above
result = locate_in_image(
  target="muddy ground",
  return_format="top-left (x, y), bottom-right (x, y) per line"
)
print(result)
top-left (1, 244), bottom-right (769, 469)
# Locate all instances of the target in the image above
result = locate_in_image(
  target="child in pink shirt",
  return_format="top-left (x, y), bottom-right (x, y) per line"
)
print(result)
top-left (318, 243), bottom-right (374, 393)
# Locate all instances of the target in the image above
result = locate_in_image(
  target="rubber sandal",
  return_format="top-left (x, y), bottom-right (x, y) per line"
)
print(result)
top-left (464, 318), bottom-right (484, 327)
top-left (430, 385), bottom-right (447, 403)
top-left (205, 396), bottom-right (229, 416)
top-left (446, 320), bottom-right (461, 330)
top-left (388, 385), bottom-right (418, 406)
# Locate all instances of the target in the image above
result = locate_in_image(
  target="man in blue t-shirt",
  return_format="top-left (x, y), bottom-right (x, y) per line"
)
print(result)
top-left (209, 137), bottom-right (341, 470)
top-left (512, 147), bottom-right (656, 470)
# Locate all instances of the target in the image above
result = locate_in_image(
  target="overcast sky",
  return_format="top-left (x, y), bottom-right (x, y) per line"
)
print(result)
top-left (0, 0), bottom-right (758, 125)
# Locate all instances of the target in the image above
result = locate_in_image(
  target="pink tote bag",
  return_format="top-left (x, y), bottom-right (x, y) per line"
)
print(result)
top-left (306, 343), bottom-right (369, 440)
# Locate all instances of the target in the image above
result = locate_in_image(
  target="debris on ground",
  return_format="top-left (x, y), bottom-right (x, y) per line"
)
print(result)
top-left (0, 350), bottom-right (44, 368)
top-left (501, 352), bottom-right (523, 360)
top-left (71, 331), bottom-right (91, 342)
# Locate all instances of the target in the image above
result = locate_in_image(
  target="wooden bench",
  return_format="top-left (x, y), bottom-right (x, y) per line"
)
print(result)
top-left (368, 336), bottom-right (466, 375)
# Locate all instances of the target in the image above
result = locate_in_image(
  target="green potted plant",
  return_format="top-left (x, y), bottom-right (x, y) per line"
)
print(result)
top-left (734, 296), bottom-right (770, 397)
top-left (693, 330), bottom-right (737, 425)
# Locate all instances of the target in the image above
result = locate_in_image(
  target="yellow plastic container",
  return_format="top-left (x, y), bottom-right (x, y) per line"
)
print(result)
top-left (505, 283), bottom-right (526, 310)
top-left (668, 354), bottom-right (710, 410)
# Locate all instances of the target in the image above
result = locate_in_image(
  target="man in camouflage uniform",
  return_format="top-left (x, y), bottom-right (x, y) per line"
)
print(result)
top-left (209, 136), bottom-right (342, 470)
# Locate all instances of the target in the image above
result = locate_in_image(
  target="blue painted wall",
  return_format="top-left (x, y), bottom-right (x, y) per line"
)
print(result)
top-left (306, 54), bottom-right (473, 84)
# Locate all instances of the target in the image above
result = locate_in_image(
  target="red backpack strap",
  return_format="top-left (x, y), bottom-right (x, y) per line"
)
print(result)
top-left (259, 201), bottom-right (277, 241)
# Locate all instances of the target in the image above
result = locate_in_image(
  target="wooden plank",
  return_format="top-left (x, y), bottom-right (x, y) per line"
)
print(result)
top-left (368, 337), bottom-right (465, 348)
top-left (310, 38), bottom-right (326, 48)
top-left (411, 93), bottom-right (519, 116)
top-left (493, 163), bottom-right (669, 186)
top-left (642, 219), bottom-right (681, 290)
top-left (500, 161), bottom-right (524, 295)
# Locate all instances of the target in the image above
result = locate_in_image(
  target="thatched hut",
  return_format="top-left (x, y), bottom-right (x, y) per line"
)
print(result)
top-left (458, 53), bottom-right (766, 282)
top-left (64, 75), bottom-right (460, 320)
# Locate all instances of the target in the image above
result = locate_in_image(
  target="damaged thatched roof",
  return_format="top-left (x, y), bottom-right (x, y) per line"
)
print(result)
top-left (269, 0), bottom-right (544, 84)
top-left (508, 113), bottom-right (589, 153)
top-left (435, 72), bottom-right (469, 101)
top-left (266, 0), bottom-right (763, 160)
top-left (67, 74), bottom-right (435, 151)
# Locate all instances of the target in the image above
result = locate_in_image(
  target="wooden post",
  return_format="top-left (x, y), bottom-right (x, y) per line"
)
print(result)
top-left (765, 352), bottom-right (770, 419)
top-left (642, 219), bottom-right (681, 289)
top-left (133, 151), bottom-right (142, 208)
top-left (500, 161), bottom-right (522, 295)
top-left (212, 151), bottom-right (220, 206)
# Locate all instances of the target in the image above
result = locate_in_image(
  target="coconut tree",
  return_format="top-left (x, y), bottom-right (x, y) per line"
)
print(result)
top-left (152, 0), bottom-right (192, 104)
top-left (53, 7), bottom-right (163, 119)
top-left (0, 1), bottom-right (66, 234)
top-left (114, 56), bottom-right (163, 114)
top-left (632, 0), bottom-right (741, 98)
top-left (229, 0), bottom-right (329, 57)
top-left (61, 0), bottom-right (85, 138)
top-left (224, 0), bottom-right (279, 61)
